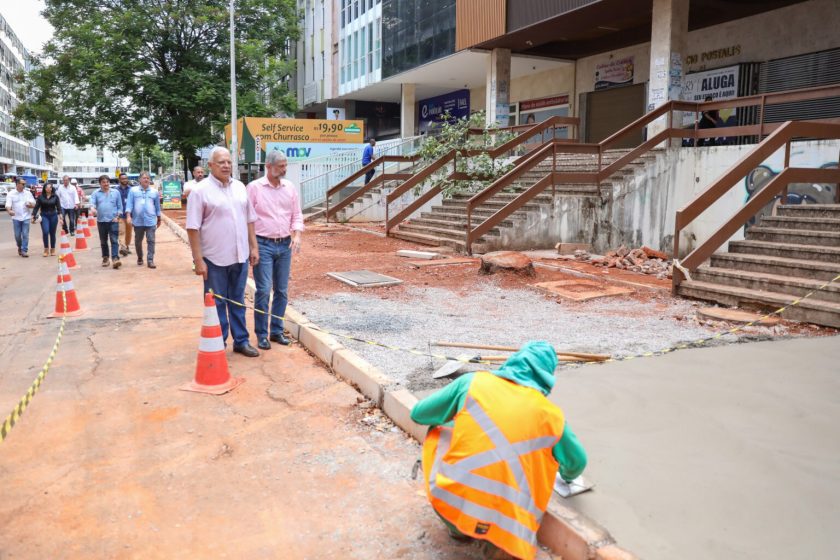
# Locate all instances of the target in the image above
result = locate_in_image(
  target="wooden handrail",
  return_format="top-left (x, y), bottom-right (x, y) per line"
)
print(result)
top-left (672, 121), bottom-right (840, 288)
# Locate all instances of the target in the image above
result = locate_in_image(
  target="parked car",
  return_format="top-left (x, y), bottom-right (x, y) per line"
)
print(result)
top-left (0, 183), bottom-right (10, 208)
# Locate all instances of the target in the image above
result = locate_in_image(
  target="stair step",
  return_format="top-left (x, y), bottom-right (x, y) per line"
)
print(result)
top-left (391, 229), bottom-right (466, 251)
top-left (398, 222), bottom-right (499, 241)
top-left (694, 265), bottom-right (840, 303)
top-left (728, 240), bottom-right (840, 264)
top-left (677, 280), bottom-right (840, 328)
top-left (710, 252), bottom-right (840, 282)
top-left (777, 204), bottom-right (840, 219)
top-left (759, 216), bottom-right (840, 232)
top-left (746, 226), bottom-right (840, 247)
top-left (411, 216), bottom-right (514, 229)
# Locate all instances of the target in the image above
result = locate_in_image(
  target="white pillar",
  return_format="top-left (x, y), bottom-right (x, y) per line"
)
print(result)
top-left (647, 0), bottom-right (688, 138)
top-left (401, 84), bottom-right (416, 138)
top-left (486, 48), bottom-right (511, 127)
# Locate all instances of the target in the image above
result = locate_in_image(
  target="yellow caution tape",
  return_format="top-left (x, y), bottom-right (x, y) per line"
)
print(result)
top-left (211, 272), bottom-right (840, 369)
top-left (1, 258), bottom-right (69, 443)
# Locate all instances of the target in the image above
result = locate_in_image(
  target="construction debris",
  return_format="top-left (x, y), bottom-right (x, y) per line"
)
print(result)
top-left (559, 245), bottom-right (673, 279)
top-left (406, 257), bottom-right (478, 269)
top-left (531, 279), bottom-right (634, 302)
top-left (396, 249), bottom-right (445, 260)
top-left (479, 251), bottom-right (536, 277)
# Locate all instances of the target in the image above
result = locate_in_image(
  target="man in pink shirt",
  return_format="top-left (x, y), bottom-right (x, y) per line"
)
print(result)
top-left (246, 150), bottom-right (304, 350)
top-left (186, 147), bottom-right (261, 357)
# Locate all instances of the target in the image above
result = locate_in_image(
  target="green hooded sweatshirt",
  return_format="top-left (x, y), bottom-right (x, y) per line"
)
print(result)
top-left (410, 340), bottom-right (587, 482)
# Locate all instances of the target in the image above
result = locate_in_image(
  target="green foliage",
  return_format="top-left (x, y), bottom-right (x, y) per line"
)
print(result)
top-left (13, 0), bottom-right (299, 164)
top-left (415, 111), bottom-right (515, 198)
top-left (125, 144), bottom-right (170, 174)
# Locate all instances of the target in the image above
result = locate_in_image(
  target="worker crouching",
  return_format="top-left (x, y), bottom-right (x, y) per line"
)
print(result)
top-left (411, 341), bottom-right (587, 560)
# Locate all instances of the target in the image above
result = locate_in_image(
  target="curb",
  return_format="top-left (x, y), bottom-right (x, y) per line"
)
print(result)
top-left (163, 213), bottom-right (637, 560)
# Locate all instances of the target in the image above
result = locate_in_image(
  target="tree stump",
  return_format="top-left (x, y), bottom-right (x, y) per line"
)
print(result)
top-left (479, 251), bottom-right (535, 276)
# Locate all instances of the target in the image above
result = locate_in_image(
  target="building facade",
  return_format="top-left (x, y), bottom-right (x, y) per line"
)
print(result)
top-left (58, 143), bottom-right (129, 184)
top-left (0, 12), bottom-right (54, 179)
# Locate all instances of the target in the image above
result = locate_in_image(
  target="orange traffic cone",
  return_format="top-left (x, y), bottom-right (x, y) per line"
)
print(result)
top-left (180, 293), bottom-right (245, 395)
top-left (82, 215), bottom-right (92, 238)
top-left (74, 217), bottom-right (89, 251)
top-left (48, 259), bottom-right (83, 318)
top-left (88, 213), bottom-right (97, 231)
top-left (58, 233), bottom-right (79, 269)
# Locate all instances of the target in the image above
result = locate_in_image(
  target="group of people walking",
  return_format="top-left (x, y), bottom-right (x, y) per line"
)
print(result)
top-left (5, 173), bottom-right (160, 268)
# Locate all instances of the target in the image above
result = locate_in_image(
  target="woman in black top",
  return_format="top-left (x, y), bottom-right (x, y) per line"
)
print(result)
top-left (33, 184), bottom-right (61, 256)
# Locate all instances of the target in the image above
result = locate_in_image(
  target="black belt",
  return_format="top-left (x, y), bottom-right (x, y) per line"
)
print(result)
top-left (257, 235), bottom-right (290, 243)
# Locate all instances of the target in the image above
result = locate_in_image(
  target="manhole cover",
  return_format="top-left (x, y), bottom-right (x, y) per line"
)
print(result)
top-left (531, 280), bottom-right (633, 301)
top-left (327, 270), bottom-right (403, 288)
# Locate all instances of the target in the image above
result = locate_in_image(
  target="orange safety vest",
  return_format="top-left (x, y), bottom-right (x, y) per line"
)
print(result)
top-left (422, 371), bottom-right (565, 560)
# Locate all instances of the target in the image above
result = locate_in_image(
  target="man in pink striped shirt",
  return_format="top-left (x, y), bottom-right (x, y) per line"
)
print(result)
top-left (246, 150), bottom-right (304, 350)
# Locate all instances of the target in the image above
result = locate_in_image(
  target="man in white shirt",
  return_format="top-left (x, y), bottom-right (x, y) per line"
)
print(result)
top-left (183, 166), bottom-right (205, 202)
top-left (56, 175), bottom-right (80, 236)
top-left (5, 178), bottom-right (36, 257)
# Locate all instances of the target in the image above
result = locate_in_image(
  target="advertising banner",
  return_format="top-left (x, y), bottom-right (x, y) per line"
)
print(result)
top-left (225, 117), bottom-right (366, 163)
top-left (161, 180), bottom-right (182, 209)
top-left (264, 142), bottom-right (365, 163)
top-left (682, 65), bottom-right (740, 126)
top-left (595, 57), bottom-right (635, 90)
top-left (418, 89), bottom-right (470, 133)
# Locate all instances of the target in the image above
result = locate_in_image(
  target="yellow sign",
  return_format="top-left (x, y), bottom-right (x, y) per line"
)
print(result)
top-left (225, 117), bottom-right (365, 147)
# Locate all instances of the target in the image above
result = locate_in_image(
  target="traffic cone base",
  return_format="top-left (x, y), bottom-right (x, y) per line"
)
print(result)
top-left (181, 293), bottom-right (244, 395)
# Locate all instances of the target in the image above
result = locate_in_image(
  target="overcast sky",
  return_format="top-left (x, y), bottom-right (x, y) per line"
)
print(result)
top-left (2, 1), bottom-right (54, 55)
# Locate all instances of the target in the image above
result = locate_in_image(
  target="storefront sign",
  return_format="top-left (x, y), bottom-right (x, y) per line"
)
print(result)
top-left (519, 95), bottom-right (569, 112)
top-left (418, 89), bottom-right (470, 133)
top-left (685, 45), bottom-right (741, 67)
top-left (595, 57), bottom-right (635, 90)
top-left (161, 180), bottom-right (182, 209)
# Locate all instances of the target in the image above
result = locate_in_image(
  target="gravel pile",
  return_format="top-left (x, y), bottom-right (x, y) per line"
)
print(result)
top-left (294, 284), bottom-right (781, 393)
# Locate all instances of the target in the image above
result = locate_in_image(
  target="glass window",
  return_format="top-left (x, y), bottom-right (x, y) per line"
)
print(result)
top-left (360, 27), bottom-right (366, 75)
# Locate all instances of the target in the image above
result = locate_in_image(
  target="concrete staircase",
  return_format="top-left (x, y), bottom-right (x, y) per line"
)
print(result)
top-left (678, 204), bottom-right (840, 328)
top-left (390, 149), bottom-right (647, 252)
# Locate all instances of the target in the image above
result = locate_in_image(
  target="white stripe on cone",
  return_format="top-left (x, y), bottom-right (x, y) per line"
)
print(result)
top-left (203, 306), bottom-right (221, 327)
top-left (198, 336), bottom-right (225, 353)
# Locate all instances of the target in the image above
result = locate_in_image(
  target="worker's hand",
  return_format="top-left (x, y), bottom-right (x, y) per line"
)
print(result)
top-left (291, 234), bottom-right (302, 255)
top-left (194, 259), bottom-right (208, 280)
top-left (249, 246), bottom-right (260, 267)
top-left (7, 209), bottom-right (14, 217)
top-left (156, 218), bottom-right (161, 229)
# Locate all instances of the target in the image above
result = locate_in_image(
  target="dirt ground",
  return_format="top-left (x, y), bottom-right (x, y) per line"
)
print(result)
top-left (0, 217), bottom-right (562, 559)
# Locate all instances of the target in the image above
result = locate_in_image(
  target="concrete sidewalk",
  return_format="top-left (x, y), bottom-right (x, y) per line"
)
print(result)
top-left (552, 334), bottom-right (840, 559)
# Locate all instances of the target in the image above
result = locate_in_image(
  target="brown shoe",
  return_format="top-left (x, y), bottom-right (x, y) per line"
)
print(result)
top-left (102, 257), bottom-right (110, 267)
top-left (50, 248), bottom-right (56, 256)
top-left (43, 249), bottom-right (49, 257)
top-left (112, 258), bottom-right (122, 269)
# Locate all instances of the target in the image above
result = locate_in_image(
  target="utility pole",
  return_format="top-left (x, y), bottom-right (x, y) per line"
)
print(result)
top-left (229, 0), bottom-right (238, 177)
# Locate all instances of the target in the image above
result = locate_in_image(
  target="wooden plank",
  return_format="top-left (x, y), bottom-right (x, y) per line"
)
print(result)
top-left (406, 257), bottom-right (479, 268)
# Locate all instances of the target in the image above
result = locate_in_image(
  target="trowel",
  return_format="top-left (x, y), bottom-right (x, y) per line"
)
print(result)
top-left (553, 474), bottom-right (595, 498)
top-left (432, 354), bottom-right (480, 379)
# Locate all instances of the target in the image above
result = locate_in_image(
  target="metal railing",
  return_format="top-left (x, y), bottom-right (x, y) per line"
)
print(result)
top-left (463, 83), bottom-right (840, 253)
top-left (299, 135), bottom-right (423, 210)
top-left (383, 116), bottom-right (580, 234)
top-left (672, 121), bottom-right (840, 291)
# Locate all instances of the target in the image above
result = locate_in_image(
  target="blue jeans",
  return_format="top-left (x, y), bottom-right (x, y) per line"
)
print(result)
top-left (134, 225), bottom-right (156, 262)
top-left (61, 208), bottom-right (76, 235)
top-left (203, 258), bottom-right (250, 347)
top-left (40, 212), bottom-right (59, 249)
top-left (97, 221), bottom-right (120, 259)
top-left (253, 236), bottom-right (292, 339)
top-left (12, 219), bottom-right (30, 253)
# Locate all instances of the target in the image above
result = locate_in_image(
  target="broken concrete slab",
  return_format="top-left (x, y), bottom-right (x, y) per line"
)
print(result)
top-left (556, 243), bottom-right (592, 254)
top-left (697, 307), bottom-right (781, 326)
top-left (326, 270), bottom-right (403, 288)
top-left (396, 249), bottom-right (444, 260)
top-left (532, 280), bottom-right (634, 302)
top-left (479, 251), bottom-right (535, 276)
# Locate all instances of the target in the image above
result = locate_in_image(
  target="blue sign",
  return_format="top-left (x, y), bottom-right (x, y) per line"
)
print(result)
top-left (418, 89), bottom-right (470, 133)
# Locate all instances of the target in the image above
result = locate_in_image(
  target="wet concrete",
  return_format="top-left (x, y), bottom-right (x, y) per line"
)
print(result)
top-left (551, 335), bottom-right (840, 559)
top-left (0, 216), bottom-right (555, 559)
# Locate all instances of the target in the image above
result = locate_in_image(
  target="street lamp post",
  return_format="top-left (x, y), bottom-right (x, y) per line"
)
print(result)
top-left (229, 0), bottom-right (238, 176)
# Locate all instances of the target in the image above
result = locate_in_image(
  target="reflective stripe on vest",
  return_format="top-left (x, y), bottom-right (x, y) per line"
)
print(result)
top-left (428, 398), bottom-right (559, 547)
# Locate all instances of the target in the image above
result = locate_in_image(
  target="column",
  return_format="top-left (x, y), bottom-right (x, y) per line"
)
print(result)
top-left (401, 83), bottom-right (416, 138)
top-left (486, 48), bottom-right (511, 127)
top-left (647, 0), bottom-right (689, 138)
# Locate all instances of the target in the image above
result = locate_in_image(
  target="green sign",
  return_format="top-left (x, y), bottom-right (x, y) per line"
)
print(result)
top-left (162, 180), bottom-right (182, 209)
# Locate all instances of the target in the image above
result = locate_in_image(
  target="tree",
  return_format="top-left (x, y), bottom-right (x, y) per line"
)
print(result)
top-left (125, 144), bottom-right (170, 174)
top-left (13, 0), bottom-right (299, 177)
